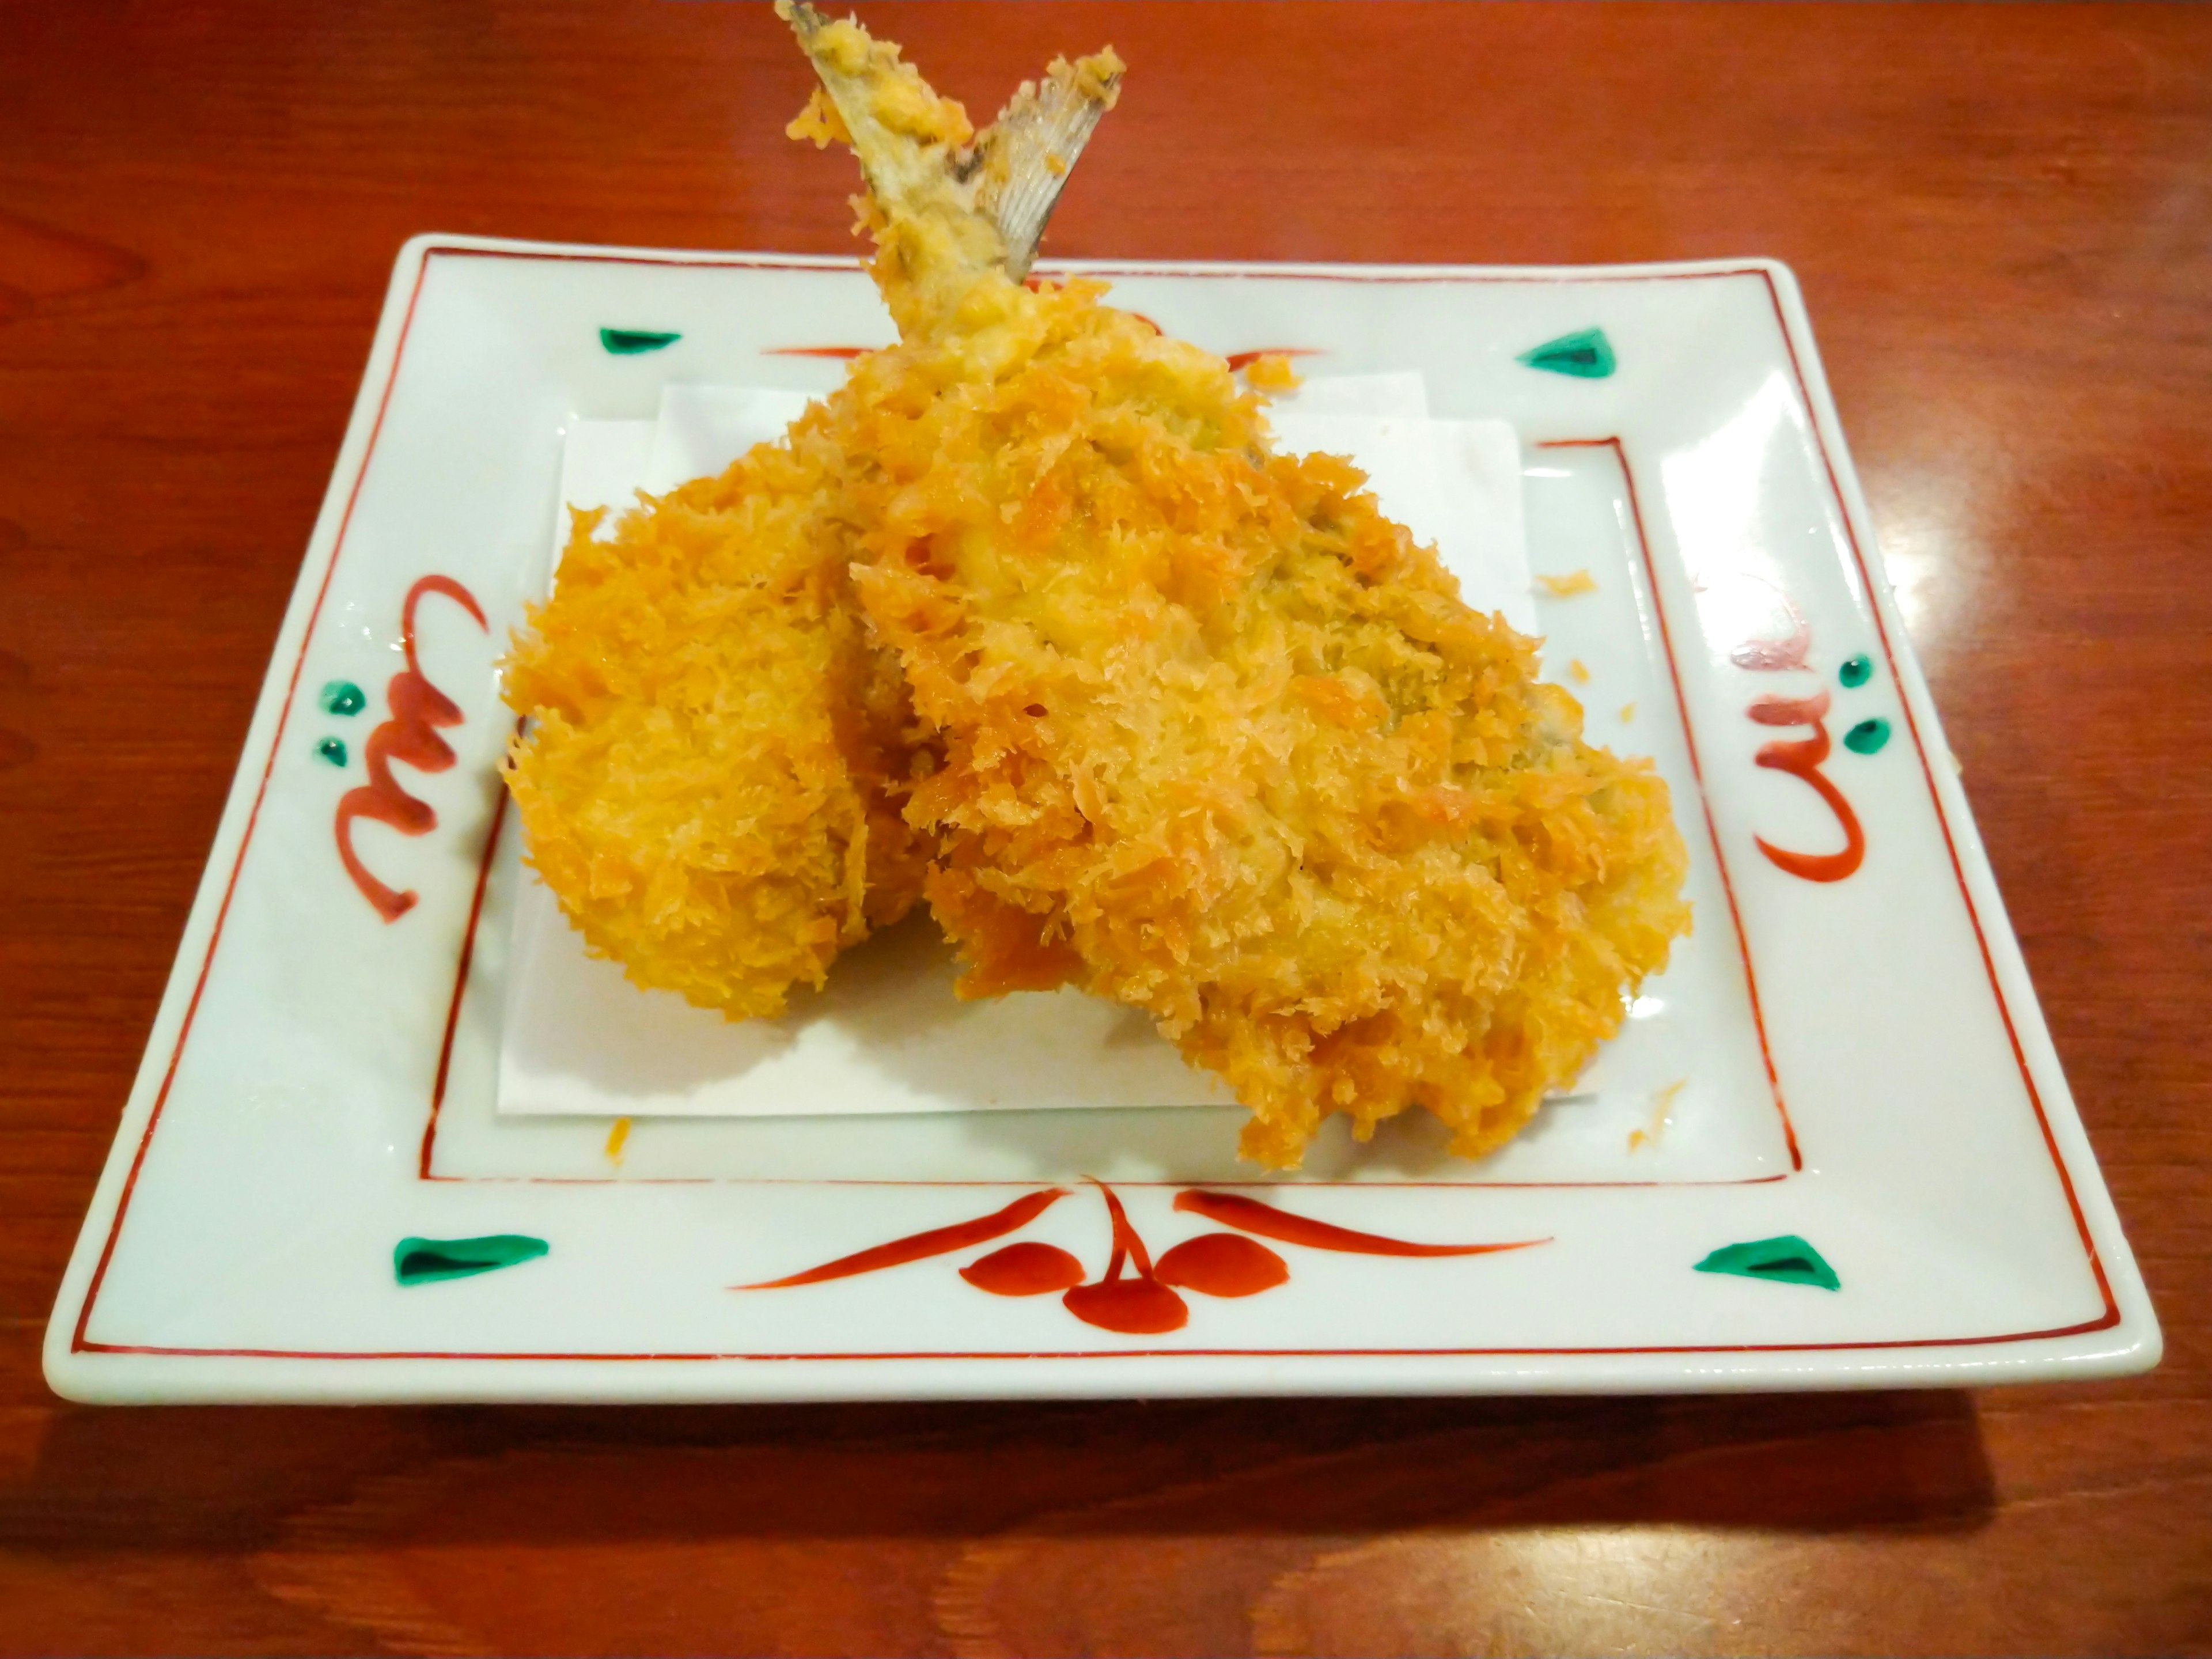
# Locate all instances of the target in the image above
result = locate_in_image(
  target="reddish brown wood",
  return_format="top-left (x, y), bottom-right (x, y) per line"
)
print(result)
top-left (2, 3), bottom-right (2208, 1653)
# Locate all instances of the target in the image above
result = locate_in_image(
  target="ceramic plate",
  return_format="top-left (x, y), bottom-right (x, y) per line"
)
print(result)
top-left (44, 236), bottom-right (2159, 1402)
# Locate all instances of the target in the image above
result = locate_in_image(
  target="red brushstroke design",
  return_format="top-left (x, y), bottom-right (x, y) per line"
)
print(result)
top-left (741, 1178), bottom-right (1544, 1333)
top-left (1748, 687), bottom-right (1831, 726)
top-left (1063, 1276), bottom-right (1188, 1334)
top-left (1062, 1179), bottom-right (1188, 1333)
top-left (1721, 574), bottom-right (1863, 881)
top-left (961, 1241), bottom-right (1085, 1296)
top-left (1175, 1190), bottom-right (1548, 1258)
top-left (1155, 1233), bottom-right (1288, 1297)
top-left (1728, 580), bottom-right (1812, 671)
top-left (764, 345), bottom-right (870, 359)
top-left (1730, 629), bottom-right (1810, 671)
top-left (1754, 719), bottom-right (1866, 882)
top-left (736, 1188), bottom-right (1067, 1289)
top-left (335, 575), bottom-right (486, 921)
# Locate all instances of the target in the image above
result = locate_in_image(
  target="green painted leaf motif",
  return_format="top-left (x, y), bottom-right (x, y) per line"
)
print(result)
top-left (1517, 327), bottom-right (1616, 379)
top-left (1694, 1234), bottom-right (1840, 1291)
top-left (1838, 654), bottom-right (1874, 690)
top-left (1843, 717), bottom-right (1891, 755)
top-left (315, 736), bottom-right (348, 767)
top-left (599, 327), bottom-right (681, 355)
top-left (320, 679), bottom-right (367, 716)
top-left (395, 1233), bottom-right (550, 1286)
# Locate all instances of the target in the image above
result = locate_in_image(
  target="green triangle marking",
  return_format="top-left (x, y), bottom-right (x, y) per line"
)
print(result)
top-left (395, 1233), bottom-right (550, 1286)
top-left (600, 327), bottom-right (681, 355)
top-left (1517, 327), bottom-right (1616, 379)
top-left (1694, 1234), bottom-right (1840, 1291)
top-left (320, 679), bottom-right (367, 716)
top-left (1843, 717), bottom-right (1891, 755)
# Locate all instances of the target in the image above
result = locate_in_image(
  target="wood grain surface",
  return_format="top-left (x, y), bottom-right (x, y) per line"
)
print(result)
top-left (3, 2), bottom-right (2208, 1652)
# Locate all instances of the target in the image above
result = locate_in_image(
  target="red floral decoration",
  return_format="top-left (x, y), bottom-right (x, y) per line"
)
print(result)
top-left (737, 1180), bottom-right (1547, 1335)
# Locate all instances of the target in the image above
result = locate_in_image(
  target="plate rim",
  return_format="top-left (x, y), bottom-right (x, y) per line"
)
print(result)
top-left (43, 234), bottom-right (2161, 1399)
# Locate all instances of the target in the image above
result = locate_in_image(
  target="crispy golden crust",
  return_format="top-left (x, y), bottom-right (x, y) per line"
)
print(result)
top-left (832, 276), bottom-right (1691, 1167)
top-left (502, 419), bottom-right (931, 1020)
top-left (505, 7), bottom-right (1691, 1168)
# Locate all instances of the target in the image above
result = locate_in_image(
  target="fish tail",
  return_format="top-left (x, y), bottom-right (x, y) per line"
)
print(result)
top-left (777, 1), bottom-right (1122, 329)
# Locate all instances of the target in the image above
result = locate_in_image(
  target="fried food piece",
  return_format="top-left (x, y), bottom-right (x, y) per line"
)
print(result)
top-left (502, 422), bottom-right (930, 1019)
top-left (499, 11), bottom-right (1121, 1022)
top-left (783, 5), bottom-right (1692, 1166)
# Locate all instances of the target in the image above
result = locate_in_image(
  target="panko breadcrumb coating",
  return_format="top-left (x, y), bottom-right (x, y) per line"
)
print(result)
top-left (502, 434), bottom-right (931, 1019)
top-left (504, 3), bottom-right (1693, 1169)
top-left (779, 3), bottom-right (1694, 1166)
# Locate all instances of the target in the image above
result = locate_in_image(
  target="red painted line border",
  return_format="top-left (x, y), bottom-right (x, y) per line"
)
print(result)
top-left (71, 251), bottom-right (436, 1354)
top-left (73, 248), bottom-right (2118, 1361)
top-left (413, 244), bottom-right (1785, 289)
top-left (74, 1309), bottom-right (2119, 1363)
top-left (420, 785), bottom-right (512, 1179)
top-left (415, 1172), bottom-right (1796, 1190)
top-left (1540, 437), bottom-right (1801, 1169)
top-left (1063, 263), bottom-right (1786, 287)
top-left (435, 247), bottom-right (851, 274)
top-left (1744, 267), bottom-right (2116, 1331)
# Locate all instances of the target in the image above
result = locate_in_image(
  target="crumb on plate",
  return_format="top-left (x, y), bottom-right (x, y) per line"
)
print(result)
top-left (1536, 570), bottom-right (1599, 599)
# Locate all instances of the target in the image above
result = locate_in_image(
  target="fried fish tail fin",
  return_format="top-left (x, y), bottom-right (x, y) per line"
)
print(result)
top-left (972, 51), bottom-right (1123, 281)
top-left (777, 1), bottom-right (1120, 328)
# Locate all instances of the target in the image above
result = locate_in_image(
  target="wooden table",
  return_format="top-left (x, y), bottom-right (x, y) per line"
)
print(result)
top-left (4, 3), bottom-right (2207, 1651)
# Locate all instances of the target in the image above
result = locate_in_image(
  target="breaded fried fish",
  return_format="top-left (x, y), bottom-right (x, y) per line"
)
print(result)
top-left (780, 2), bottom-right (1694, 1166)
top-left (499, 7), bottom-right (1122, 1019)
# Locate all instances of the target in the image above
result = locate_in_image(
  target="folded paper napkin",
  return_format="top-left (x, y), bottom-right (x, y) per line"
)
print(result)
top-left (499, 378), bottom-right (1530, 1118)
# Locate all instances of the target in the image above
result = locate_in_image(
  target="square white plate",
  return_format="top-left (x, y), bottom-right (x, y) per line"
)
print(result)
top-left (44, 235), bottom-right (2158, 1402)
